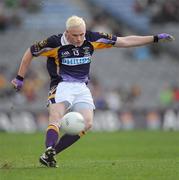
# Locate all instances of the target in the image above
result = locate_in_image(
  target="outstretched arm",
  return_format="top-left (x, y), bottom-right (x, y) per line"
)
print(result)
top-left (11, 48), bottom-right (33, 91)
top-left (114, 33), bottom-right (175, 48)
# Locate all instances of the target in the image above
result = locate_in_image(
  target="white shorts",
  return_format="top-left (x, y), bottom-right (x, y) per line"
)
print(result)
top-left (48, 82), bottom-right (95, 110)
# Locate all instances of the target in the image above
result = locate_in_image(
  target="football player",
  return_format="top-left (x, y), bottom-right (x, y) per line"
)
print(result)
top-left (11, 15), bottom-right (174, 167)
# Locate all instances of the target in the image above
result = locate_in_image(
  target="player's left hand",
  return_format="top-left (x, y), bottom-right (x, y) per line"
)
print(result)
top-left (157, 33), bottom-right (175, 42)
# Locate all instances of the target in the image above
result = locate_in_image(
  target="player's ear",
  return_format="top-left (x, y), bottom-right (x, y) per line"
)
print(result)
top-left (65, 31), bottom-right (68, 38)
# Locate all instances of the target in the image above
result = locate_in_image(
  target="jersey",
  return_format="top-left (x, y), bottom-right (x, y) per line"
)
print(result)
top-left (30, 31), bottom-right (117, 88)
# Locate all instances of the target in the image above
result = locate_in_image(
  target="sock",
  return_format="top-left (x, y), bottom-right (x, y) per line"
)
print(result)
top-left (55, 131), bottom-right (85, 154)
top-left (45, 124), bottom-right (59, 148)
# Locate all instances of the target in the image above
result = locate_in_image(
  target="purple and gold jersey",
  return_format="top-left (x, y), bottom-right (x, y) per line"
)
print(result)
top-left (30, 31), bottom-right (117, 87)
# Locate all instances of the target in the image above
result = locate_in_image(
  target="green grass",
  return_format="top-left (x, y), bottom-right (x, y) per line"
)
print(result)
top-left (0, 131), bottom-right (179, 180)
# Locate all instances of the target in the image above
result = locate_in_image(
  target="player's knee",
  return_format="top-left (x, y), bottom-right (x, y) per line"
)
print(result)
top-left (49, 112), bottom-right (60, 120)
top-left (85, 121), bottom-right (93, 131)
top-left (49, 112), bottom-right (62, 124)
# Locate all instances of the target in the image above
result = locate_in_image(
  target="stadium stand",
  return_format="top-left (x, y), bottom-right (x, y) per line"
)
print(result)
top-left (23, 0), bottom-right (92, 30)
top-left (0, 0), bottom-right (179, 131)
top-left (87, 0), bottom-right (150, 33)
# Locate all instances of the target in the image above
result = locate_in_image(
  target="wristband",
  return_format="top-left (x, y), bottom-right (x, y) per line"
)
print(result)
top-left (16, 75), bottom-right (24, 81)
top-left (153, 35), bottom-right (159, 43)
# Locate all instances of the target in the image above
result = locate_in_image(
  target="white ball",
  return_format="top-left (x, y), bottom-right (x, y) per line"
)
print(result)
top-left (61, 112), bottom-right (85, 135)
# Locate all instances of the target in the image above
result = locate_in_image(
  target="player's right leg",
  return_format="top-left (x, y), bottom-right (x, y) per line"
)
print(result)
top-left (54, 105), bottom-right (94, 154)
top-left (39, 102), bottom-right (66, 168)
top-left (54, 84), bottom-right (95, 154)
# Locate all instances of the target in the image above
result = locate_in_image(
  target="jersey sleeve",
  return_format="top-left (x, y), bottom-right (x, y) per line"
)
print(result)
top-left (86, 31), bottom-right (117, 50)
top-left (30, 35), bottom-right (61, 57)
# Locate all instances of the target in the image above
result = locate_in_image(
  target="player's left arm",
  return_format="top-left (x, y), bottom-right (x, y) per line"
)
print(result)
top-left (114, 33), bottom-right (175, 48)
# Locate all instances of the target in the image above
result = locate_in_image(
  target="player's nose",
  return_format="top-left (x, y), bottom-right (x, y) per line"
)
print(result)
top-left (76, 36), bottom-right (82, 41)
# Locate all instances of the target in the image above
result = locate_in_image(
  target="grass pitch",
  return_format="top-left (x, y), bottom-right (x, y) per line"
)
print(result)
top-left (0, 131), bottom-right (179, 180)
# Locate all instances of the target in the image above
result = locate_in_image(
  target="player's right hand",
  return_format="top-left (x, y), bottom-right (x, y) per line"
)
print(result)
top-left (11, 76), bottom-right (24, 91)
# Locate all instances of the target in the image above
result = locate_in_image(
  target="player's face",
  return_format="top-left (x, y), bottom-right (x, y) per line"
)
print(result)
top-left (66, 25), bottom-right (86, 47)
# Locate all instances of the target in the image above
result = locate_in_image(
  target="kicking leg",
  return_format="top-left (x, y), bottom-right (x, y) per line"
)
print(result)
top-left (55, 103), bottom-right (94, 154)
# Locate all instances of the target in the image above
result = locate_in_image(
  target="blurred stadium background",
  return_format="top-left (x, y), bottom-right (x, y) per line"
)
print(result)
top-left (0, 0), bottom-right (179, 133)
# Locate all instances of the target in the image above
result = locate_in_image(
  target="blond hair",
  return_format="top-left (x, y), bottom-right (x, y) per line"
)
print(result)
top-left (66, 15), bottom-right (86, 30)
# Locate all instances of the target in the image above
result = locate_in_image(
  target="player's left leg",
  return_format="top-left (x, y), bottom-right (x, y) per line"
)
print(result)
top-left (55, 103), bottom-right (94, 154)
top-left (39, 102), bottom-right (67, 167)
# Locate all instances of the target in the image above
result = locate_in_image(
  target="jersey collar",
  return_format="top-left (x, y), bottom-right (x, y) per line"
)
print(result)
top-left (61, 32), bottom-right (86, 47)
top-left (61, 33), bottom-right (70, 46)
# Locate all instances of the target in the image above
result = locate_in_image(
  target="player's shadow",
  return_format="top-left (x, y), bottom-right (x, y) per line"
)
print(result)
top-left (0, 163), bottom-right (53, 170)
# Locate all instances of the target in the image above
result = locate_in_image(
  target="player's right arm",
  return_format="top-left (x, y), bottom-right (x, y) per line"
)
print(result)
top-left (17, 48), bottom-right (33, 79)
top-left (11, 36), bottom-right (59, 91)
top-left (11, 48), bottom-right (33, 91)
